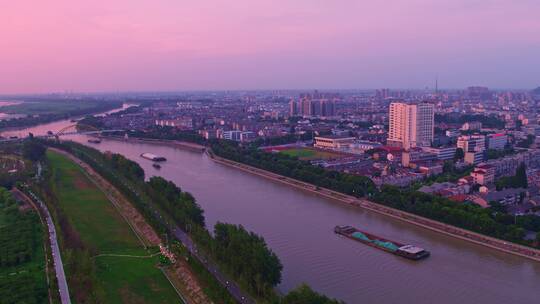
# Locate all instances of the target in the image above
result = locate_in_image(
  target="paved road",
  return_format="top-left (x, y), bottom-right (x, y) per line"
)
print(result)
top-left (68, 149), bottom-right (254, 304)
top-left (170, 227), bottom-right (254, 304)
top-left (136, 189), bottom-right (255, 304)
top-left (15, 188), bottom-right (72, 304)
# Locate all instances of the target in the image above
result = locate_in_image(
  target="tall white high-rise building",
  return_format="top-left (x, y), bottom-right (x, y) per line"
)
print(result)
top-left (388, 102), bottom-right (434, 149)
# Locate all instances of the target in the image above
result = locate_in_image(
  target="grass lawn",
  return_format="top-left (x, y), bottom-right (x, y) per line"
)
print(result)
top-left (47, 151), bottom-right (180, 303)
top-left (280, 148), bottom-right (342, 160)
top-left (95, 255), bottom-right (180, 303)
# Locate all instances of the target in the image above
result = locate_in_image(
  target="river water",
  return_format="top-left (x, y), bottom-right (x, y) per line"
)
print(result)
top-left (3, 112), bottom-right (539, 303)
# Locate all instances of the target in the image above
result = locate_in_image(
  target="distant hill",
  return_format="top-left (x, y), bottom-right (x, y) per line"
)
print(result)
top-left (532, 87), bottom-right (540, 95)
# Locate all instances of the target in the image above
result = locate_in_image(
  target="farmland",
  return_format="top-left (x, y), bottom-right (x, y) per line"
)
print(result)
top-left (46, 150), bottom-right (180, 303)
top-left (1, 100), bottom-right (110, 116)
top-left (0, 188), bottom-right (48, 304)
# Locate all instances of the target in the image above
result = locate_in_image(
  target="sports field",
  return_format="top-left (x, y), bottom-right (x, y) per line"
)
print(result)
top-left (280, 148), bottom-right (343, 160)
top-left (47, 151), bottom-right (180, 303)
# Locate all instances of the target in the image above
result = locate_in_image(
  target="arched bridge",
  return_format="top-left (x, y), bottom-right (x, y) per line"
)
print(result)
top-left (50, 124), bottom-right (124, 137)
top-left (0, 124), bottom-right (124, 144)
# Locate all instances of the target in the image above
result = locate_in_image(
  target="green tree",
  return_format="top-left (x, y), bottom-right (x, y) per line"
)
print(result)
top-left (489, 201), bottom-right (507, 213)
top-left (516, 163), bottom-right (528, 188)
top-left (443, 160), bottom-right (454, 173)
top-left (22, 140), bottom-right (46, 161)
top-left (282, 284), bottom-right (344, 304)
top-left (213, 222), bottom-right (282, 296)
top-left (454, 148), bottom-right (464, 161)
top-left (496, 163), bottom-right (528, 190)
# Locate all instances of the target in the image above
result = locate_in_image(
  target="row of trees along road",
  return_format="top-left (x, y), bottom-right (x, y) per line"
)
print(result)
top-left (40, 139), bottom-right (342, 303)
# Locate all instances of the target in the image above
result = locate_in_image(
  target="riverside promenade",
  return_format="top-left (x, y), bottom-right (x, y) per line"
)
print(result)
top-left (207, 151), bottom-right (540, 262)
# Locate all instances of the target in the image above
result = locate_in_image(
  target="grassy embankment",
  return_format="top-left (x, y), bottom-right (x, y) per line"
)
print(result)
top-left (46, 150), bottom-right (180, 303)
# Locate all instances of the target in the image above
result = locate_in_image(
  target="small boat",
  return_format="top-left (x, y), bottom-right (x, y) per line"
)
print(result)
top-left (152, 163), bottom-right (161, 169)
top-left (88, 138), bottom-right (101, 144)
top-left (140, 153), bottom-right (167, 162)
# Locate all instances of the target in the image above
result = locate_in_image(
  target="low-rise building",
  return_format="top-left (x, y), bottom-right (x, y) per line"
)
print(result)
top-left (484, 150), bottom-right (540, 177)
top-left (445, 129), bottom-right (461, 138)
top-left (314, 135), bottom-right (356, 150)
top-left (458, 135), bottom-right (486, 152)
top-left (470, 164), bottom-right (495, 185)
top-left (352, 140), bottom-right (382, 151)
top-left (482, 188), bottom-right (527, 206)
top-left (464, 151), bottom-right (484, 165)
top-left (421, 146), bottom-right (457, 161)
top-left (223, 130), bottom-right (242, 141)
top-left (155, 117), bottom-right (193, 129)
top-left (486, 133), bottom-right (508, 150)
top-left (522, 124), bottom-right (540, 136)
top-left (199, 129), bottom-right (218, 140)
top-left (461, 121), bottom-right (482, 131)
top-left (419, 182), bottom-right (470, 197)
top-left (372, 172), bottom-right (424, 187)
top-left (401, 148), bottom-right (437, 167)
top-left (418, 163), bottom-right (444, 176)
top-left (240, 131), bottom-right (256, 142)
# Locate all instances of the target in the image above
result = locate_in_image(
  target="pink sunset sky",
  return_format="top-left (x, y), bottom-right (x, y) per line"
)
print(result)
top-left (1, 0), bottom-right (539, 93)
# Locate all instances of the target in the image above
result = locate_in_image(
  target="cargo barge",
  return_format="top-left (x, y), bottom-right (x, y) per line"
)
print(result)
top-left (334, 225), bottom-right (430, 260)
top-left (140, 153), bottom-right (167, 162)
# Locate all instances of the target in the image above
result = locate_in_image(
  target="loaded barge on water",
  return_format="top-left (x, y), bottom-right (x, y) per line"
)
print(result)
top-left (334, 225), bottom-right (430, 260)
top-left (140, 153), bottom-right (167, 162)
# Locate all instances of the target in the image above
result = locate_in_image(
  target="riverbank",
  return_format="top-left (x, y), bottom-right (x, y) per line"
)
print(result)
top-left (206, 150), bottom-right (540, 262)
top-left (0, 104), bottom-right (123, 134)
top-left (97, 135), bottom-right (206, 152)
top-left (48, 147), bottom-right (209, 304)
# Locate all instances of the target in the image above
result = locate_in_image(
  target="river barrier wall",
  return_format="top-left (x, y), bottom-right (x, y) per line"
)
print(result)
top-left (206, 150), bottom-right (540, 262)
top-left (81, 134), bottom-right (540, 262)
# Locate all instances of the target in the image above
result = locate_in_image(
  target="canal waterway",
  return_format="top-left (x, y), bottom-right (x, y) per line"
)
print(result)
top-left (2, 113), bottom-right (539, 303)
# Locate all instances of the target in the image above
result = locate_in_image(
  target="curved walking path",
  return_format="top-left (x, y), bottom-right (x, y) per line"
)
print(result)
top-left (207, 151), bottom-right (540, 262)
top-left (93, 252), bottom-right (160, 259)
top-left (13, 187), bottom-right (72, 304)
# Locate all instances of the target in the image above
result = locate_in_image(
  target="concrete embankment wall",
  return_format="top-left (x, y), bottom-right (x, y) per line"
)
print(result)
top-left (97, 135), bottom-right (206, 152)
top-left (206, 150), bottom-right (540, 262)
